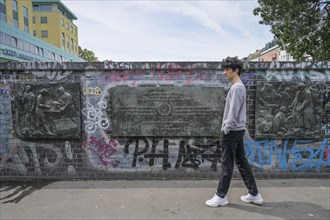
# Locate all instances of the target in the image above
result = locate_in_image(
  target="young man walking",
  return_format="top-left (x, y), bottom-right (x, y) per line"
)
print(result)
top-left (206, 57), bottom-right (263, 207)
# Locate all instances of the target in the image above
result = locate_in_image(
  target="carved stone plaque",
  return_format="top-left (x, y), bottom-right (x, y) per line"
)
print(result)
top-left (14, 83), bottom-right (81, 139)
top-left (110, 87), bottom-right (224, 137)
top-left (255, 81), bottom-right (324, 138)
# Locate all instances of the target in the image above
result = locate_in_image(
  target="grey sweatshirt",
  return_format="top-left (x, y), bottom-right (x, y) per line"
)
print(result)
top-left (221, 80), bottom-right (246, 134)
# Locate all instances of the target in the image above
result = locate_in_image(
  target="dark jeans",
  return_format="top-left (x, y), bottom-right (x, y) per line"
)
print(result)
top-left (216, 130), bottom-right (258, 198)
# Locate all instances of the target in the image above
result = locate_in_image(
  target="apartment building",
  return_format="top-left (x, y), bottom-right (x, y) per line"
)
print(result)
top-left (0, 0), bottom-right (84, 62)
top-left (246, 40), bottom-right (295, 62)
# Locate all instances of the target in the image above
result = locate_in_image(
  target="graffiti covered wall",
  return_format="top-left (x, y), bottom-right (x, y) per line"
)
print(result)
top-left (0, 61), bottom-right (329, 179)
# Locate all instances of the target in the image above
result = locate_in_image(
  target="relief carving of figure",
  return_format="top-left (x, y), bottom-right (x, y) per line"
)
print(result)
top-left (259, 83), bottom-right (281, 108)
top-left (35, 88), bottom-right (55, 136)
top-left (54, 86), bottom-right (76, 122)
top-left (14, 83), bottom-right (80, 139)
top-left (273, 106), bottom-right (293, 134)
top-left (21, 85), bottom-right (36, 136)
top-left (257, 110), bottom-right (274, 133)
top-left (277, 83), bottom-right (292, 107)
top-left (289, 82), bottom-right (315, 133)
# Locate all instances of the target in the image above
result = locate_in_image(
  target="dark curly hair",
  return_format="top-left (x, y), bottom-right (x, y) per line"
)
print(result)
top-left (221, 56), bottom-right (243, 76)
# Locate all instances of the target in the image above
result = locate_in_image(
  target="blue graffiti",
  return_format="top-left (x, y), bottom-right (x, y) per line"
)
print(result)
top-left (245, 138), bottom-right (329, 171)
top-left (0, 88), bottom-right (10, 98)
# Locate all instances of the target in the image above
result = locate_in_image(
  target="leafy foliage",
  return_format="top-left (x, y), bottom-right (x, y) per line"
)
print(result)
top-left (78, 46), bottom-right (99, 62)
top-left (254, 0), bottom-right (330, 60)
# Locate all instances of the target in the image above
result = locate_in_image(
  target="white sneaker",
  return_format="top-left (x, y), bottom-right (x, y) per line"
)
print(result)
top-left (240, 193), bottom-right (263, 205)
top-left (205, 194), bottom-right (228, 207)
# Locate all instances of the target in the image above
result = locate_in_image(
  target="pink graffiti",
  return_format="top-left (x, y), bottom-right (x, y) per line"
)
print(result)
top-left (185, 72), bottom-right (209, 85)
top-left (101, 71), bottom-right (210, 86)
top-left (83, 137), bottom-right (118, 167)
top-left (113, 70), bottom-right (134, 82)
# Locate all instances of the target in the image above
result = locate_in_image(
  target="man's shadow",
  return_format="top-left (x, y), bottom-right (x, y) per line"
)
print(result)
top-left (0, 180), bottom-right (54, 204)
top-left (228, 202), bottom-right (329, 219)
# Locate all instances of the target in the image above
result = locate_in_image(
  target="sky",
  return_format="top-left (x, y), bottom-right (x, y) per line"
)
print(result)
top-left (63, 0), bottom-right (274, 61)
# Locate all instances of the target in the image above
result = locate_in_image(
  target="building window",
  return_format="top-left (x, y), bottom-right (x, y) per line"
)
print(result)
top-left (33, 30), bottom-right (36, 36)
top-left (61, 18), bottom-right (64, 26)
top-left (74, 29), bottom-right (77, 36)
top-left (2, 32), bottom-right (11, 45)
top-left (66, 22), bottom-right (69, 29)
top-left (62, 33), bottom-right (65, 49)
top-left (74, 41), bottom-right (76, 55)
top-left (23, 7), bottom-right (29, 33)
top-left (30, 44), bottom-right (34, 53)
top-left (70, 26), bottom-right (73, 32)
top-left (67, 35), bottom-right (69, 50)
top-left (33, 4), bottom-right (52, 11)
top-left (59, 7), bottom-right (64, 16)
top-left (52, 52), bottom-right (56, 60)
top-left (35, 46), bottom-right (39, 55)
top-left (0, 32), bottom-right (3, 44)
top-left (12, 0), bottom-right (18, 28)
top-left (41, 4), bottom-right (52, 11)
top-left (17, 39), bottom-right (23, 49)
top-left (40, 16), bottom-right (47, 24)
top-left (41, 30), bottom-right (48, 38)
top-left (33, 16), bottom-right (36, 24)
top-left (33, 46), bottom-right (44, 56)
top-left (0, 0), bottom-right (6, 22)
top-left (71, 38), bottom-right (74, 53)
top-left (24, 42), bottom-right (30, 52)
top-left (12, 0), bottom-right (17, 11)
top-left (39, 48), bottom-right (44, 56)
top-left (11, 37), bottom-right (17, 47)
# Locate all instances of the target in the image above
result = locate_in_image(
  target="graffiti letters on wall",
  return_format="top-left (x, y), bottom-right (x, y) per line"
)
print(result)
top-left (0, 140), bottom-right (80, 176)
top-left (1, 62), bottom-right (330, 178)
top-left (81, 69), bottom-right (330, 173)
top-left (82, 136), bottom-right (330, 172)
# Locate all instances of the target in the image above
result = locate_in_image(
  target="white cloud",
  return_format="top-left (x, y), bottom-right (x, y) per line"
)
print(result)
top-left (63, 0), bottom-right (273, 61)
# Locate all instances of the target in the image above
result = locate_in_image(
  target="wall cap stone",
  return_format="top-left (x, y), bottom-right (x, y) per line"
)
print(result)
top-left (0, 61), bottom-right (329, 70)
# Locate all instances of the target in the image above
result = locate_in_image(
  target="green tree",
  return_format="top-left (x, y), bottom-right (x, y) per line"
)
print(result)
top-left (254, 0), bottom-right (330, 60)
top-left (78, 46), bottom-right (99, 62)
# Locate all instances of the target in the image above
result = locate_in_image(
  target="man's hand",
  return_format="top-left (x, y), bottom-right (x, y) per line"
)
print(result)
top-left (221, 128), bottom-right (229, 135)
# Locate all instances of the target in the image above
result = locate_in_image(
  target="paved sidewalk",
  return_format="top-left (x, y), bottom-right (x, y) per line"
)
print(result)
top-left (0, 179), bottom-right (329, 220)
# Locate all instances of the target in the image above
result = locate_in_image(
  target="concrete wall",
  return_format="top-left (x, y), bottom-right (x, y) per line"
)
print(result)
top-left (0, 61), bottom-right (329, 180)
